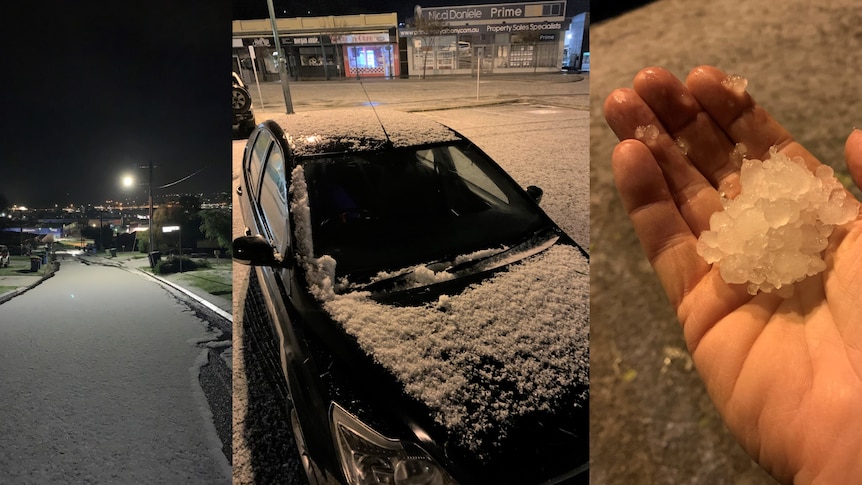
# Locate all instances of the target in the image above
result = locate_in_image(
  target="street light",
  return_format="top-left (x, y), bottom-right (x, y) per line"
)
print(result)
top-left (121, 162), bottom-right (155, 268)
top-left (122, 163), bottom-right (204, 268)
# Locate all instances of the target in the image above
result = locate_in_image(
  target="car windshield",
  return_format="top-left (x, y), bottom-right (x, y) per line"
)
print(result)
top-left (300, 141), bottom-right (552, 281)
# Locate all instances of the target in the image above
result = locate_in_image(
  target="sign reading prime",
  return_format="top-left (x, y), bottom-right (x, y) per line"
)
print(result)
top-left (420, 1), bottom-right (566, 22)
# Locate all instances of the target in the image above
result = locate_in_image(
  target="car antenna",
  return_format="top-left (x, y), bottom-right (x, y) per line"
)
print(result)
top-left (358, 79), bottom-right (393, 148)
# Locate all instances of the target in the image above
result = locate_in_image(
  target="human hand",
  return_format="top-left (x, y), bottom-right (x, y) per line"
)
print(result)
top-left (603, 65), bottom-right (862, 485)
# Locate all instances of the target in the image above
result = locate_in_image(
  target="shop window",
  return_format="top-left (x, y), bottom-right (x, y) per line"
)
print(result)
top-left (299, 47), bottom-right (323, 67)
top-left (501, 42), bottom-right (559, 69)
top-left (350, 47), bottom-right (379, 69)
top-left (495, 45), bottom-right (510, 68)
top-left (534, 43), bottom-right (558, 68)
top-left (263, 50), bottom-right (279, 73)
top-left (348, 45), bottom-right (395, 77)
top-left (509, 44), bottom-right (534, 68)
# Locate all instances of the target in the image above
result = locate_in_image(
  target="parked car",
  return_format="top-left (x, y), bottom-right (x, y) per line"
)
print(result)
top-left (232, 71), bottom-right (255, 139)
top-left (0, 245), bottom-right (9, 267)
top-left (234, 108), bottom-right (590, 484)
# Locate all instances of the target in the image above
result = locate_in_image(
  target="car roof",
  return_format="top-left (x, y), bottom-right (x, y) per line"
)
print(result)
top-left (262, 108), bottom-right (464, 157)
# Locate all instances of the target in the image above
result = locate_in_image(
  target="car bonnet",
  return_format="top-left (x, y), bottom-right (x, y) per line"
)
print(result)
top-left (293, 159), bottom-right (590, 454)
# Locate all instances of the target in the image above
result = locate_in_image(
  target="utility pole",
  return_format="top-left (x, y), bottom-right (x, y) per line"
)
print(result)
top-left (267, 0), bottom-right (294, 114)
top-left (148, 160), bottom-right (154, 266)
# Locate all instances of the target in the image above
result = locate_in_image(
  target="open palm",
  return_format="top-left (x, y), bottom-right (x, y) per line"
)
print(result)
top-left (604, 65), bottom-right (862, 484)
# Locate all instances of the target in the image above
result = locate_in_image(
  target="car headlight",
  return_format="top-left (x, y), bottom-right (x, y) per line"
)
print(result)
top-left (331, 402), bottom-right (457, 485)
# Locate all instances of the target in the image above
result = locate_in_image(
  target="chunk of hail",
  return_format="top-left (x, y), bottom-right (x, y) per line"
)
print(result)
top-left (696, 147), bottom-right (859, 297)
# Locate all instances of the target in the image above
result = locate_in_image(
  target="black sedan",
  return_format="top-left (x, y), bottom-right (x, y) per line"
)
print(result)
top-left (234, 108), bottom-right (590, 485)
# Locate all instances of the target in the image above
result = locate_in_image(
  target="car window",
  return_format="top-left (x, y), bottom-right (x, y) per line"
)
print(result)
top-left (259, 142), bottom-right (289, 251)
top-left (247, 131), bottom-right (271, 200)
top-left (441, 146), bottom-right (509, 204)
top-left (301, 142), bottom-right (548, 279)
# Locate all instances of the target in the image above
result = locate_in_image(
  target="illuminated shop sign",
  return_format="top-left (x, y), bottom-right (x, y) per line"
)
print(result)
top-left (419, 2), bottom-right (565, 21)
top-left (330, 32), bottom-right (391, 44)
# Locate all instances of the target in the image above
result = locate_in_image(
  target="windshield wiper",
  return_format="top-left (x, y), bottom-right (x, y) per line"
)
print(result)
top-left (351, 225), bottom-right (561, 295)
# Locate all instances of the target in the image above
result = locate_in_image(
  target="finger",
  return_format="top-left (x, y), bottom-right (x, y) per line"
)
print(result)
top-left (603, 87), bottom-right (659, 141)
top-left (604, 85), bottom-right (723, 237)
top-left (612, 139), bottom-right (711, 308)
top-left (846, 128), bottom-right (862, 192)
top-left (633, 67), bottom-right (741, 192)
top-left (685, 65), bottom-right (822, 172)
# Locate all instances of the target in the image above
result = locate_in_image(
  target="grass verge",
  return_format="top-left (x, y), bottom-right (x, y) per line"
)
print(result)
top-left (0, 255), bottom-right (53, 277)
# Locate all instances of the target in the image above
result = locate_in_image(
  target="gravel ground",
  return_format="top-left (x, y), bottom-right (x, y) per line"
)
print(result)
top-left (589, 1), bottom-right (861, 484)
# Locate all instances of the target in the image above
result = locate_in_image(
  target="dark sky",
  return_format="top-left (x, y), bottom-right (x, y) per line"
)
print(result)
top-left (2, 1), bottom-right (232, 208)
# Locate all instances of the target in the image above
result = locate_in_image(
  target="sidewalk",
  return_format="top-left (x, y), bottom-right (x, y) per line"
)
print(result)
top-left (0, 274), bottom-right (51, 303)
top-left (0, 258), bottom-right (58, 304)
top-left (110, 253), bottom-right (232, 321)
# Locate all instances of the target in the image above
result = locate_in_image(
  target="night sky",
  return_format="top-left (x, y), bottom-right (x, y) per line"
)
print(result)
top-left (2, 1), bottom-right (232, 208)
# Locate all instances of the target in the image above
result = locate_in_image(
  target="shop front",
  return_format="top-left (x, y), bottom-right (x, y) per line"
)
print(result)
top-left (232, 13), bottom-right (399, 82)
top-left (402, 2), bottom-right (569, 77)
top-left (334, 33), bottom-right (399, 79)
top-left (283, 36), bottom-right (343, 80)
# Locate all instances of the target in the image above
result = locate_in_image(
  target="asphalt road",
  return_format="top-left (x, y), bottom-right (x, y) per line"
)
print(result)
top-left (239, 71), bottom-right (588, 114)
top-left (231, 74), bottom-right (589, 483)
top-left (590, 0), bottom-right (861, 483)
top-left (0, 255), bottom-right (231, 483)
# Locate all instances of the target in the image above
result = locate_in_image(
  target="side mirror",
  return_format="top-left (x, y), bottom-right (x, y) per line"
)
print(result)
top-left (232, 234), bottom-right (287, 267)
top-left (526, 185), bottom-right (543, 205)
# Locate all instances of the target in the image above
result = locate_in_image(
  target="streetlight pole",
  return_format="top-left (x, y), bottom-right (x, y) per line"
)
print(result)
top-left (267, 0), bottom-right (294, 114)
top-left (148, 160), bottom-right (154, 265)
top-left (125, 162), bottom-right (202, 268)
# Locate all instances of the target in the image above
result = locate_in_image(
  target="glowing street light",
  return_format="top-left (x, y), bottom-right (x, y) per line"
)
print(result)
top-left (121, 163), bottom-right (204, 268)
top-left (162, 225), bottom-right (182, 273)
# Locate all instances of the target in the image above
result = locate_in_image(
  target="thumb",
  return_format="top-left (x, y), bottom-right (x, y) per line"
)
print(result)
top-left (846, 129), bottom-right (862, 192)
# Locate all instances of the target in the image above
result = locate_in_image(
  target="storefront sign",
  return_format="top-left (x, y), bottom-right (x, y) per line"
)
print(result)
top-left (485, 22), bottom-right (563, 33)
top-left (283, 36), bottom-right (322, 45)
top-left (401, 22), bottom-right (562, 37)
top-left (419, 2), bottom-right (565, 21)
top-left (330, 32), bottom-right (391, 44)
